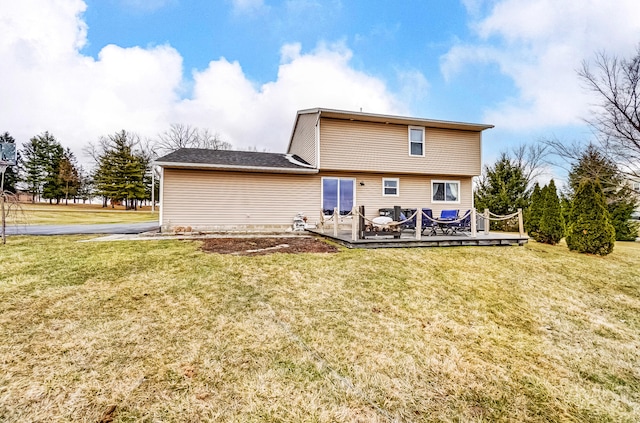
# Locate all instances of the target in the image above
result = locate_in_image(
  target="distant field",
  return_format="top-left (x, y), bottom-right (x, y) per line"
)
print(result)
top-left (0, 237), bottom-right (638, 422)
top-left (4, 202), bottom-right (158, 225)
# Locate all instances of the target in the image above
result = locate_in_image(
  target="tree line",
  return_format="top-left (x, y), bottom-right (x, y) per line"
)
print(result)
top-left (475, 46), bottom-right (640, 256)
top-left (0, 124), bottom-right (231, 209)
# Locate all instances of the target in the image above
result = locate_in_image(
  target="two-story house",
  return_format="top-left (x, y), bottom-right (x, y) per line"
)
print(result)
top-left (155, 108), bottom-right (493, 232)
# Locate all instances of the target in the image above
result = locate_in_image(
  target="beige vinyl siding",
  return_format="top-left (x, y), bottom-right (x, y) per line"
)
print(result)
top-left (288, 113), bottom-right (317, 167)
top-left (319, 118), bottom-right (481, 175)
top-left (320, 171), bottom-right (473, 220)
top-left (161, 168), bottom-right (320, 231)
top-left (160, 168), bottom-right (473, 231)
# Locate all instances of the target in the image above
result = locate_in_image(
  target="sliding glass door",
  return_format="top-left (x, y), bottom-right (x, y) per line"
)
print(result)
top-left (322, 177), bottom-right (355, 215)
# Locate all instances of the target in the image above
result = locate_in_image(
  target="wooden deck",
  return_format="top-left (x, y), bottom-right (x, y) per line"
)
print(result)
top-left (309, 228), bottom-right (529, 249)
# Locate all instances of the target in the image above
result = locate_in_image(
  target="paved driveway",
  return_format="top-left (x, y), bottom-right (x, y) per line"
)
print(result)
top-left (4, 221), bottom-right (159, 235)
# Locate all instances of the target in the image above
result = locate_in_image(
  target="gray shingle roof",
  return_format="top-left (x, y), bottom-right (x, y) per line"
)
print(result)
top-left (155, 148), bottom-right (315, 172)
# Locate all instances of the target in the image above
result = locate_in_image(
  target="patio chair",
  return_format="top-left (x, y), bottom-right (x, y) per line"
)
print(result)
top-left (421, 208), bottom-right (438, 236)
top-left (399, 208), bottom-right (416, 231)
top-left (438, 209), bottom-right (459, 234)
top-left (448, 209), bottom-right (472, 234)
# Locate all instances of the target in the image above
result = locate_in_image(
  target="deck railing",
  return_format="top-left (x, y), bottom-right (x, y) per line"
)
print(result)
top-left (320, 207), bottom-right (524, 241)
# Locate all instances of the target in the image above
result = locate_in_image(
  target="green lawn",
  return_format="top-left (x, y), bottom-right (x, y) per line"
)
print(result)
top-left (1, 237), bottom-right (639, 422)
top-left (4, 202), bottom-right (158, 225)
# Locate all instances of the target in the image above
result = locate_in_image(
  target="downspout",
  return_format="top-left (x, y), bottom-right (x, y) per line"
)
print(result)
top-left (159, 166), bottom-right (165, 232)
top-left (315, 110), bottom-right (322, 169)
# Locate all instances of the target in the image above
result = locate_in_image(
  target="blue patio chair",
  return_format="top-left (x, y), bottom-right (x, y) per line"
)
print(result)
top-left (438, 209), bottom-right (459, 234)
top-left (399, 208), bottom-right (416, 230)
top-left (439, 209), bottom-right (459, 220)
top-left (448, 209), bottom-right (472, 234)
top-left (421, 208), bottom-right (438, 236)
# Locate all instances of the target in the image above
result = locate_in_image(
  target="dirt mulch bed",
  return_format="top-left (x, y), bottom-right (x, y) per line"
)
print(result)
top-left (200, 237), bottom-right (339, 255)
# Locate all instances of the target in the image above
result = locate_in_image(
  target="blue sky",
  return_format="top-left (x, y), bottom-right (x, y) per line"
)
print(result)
top-left (2, 0), bottom-right (640, 180)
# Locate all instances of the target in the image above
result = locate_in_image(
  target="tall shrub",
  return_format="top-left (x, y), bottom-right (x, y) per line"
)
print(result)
top-left (567, 145), bottom-right (638, 241)
top-left (566, 179), bottom-right (615, 255)
top-left (524, 183), bottom-right (543, 238)
top-left (537, 179), bottom-right (565, 244)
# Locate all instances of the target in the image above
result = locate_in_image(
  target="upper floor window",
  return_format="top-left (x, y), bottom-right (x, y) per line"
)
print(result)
top-left (382, 178), bottom-right (399, 196)
top-left (432, 180), bottom-right (460, 203)
top-left (408, 126), bottom-right (425, 157)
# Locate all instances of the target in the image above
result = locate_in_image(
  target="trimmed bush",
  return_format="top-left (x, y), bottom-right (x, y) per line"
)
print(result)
top-left (566, 179), bottom-right (615, 255)
top-left (538, 180), bottom-right (565, 244)
top-left (524, 183), bottom-right (543, 238)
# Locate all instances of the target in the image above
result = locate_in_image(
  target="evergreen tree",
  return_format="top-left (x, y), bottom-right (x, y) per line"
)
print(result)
top-left (567, 145), bottom-right (638, 241)
top-left (566, 179), bottom-right (615, 255)
top-left (93, 131), bottom-right (147, 210)
top-left (524, 182), bottom-right (543, 237)
top-left (21, 132), bottom-right (61, 202)
top-left (41, 139), bottom-right (64, 203)
top-left (0, 132), bottom-right (18, 193)
top-left (537, 180), bottom-right (565, 244)
top-left (475, 153), bottom-right (531, 230)
top-left (59, 148), bottom-right (80, 205)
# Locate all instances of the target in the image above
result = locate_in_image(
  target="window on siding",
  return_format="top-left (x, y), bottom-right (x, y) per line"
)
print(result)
top-left (432, 181), bottom-right (460, 203)
top-left (409, 126), bottom-right (425, 156)
top-left (382, 178), bottom-right (399, 196)
top-left (322, 177), bottom-right (355, 215)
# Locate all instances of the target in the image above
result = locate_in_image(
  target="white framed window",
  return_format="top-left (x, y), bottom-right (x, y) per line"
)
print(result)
top-left (432, 180), bottom-right (460, 203)
top-left (382, 178), bottom-right (399, 196)
top-left (408, 126), bottom-right (425, 157)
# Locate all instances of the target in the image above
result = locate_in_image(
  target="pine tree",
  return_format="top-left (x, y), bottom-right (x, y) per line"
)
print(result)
top-left (524, 182), bottom-right (543, 237)
top-left (59, 148), bottom-right (80, 205)
top-left (475, 153), bottom-right (531, 230)
top-left (41, 140), bottom-right (64, 204)
top-left (567, 145), bottom-right (638, 241)
top-left (537, 179), bottom-right (565, 244)
top-left (566, 179), bottom-right (615, 255)
top-left (21, 132), bottom-right (62, 202)
top-left (93, 131), bottom-right (147, 209)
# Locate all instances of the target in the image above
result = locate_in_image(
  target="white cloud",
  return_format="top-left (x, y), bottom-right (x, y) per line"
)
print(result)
top-left (230, 0), bottom-right (266, 15)
top-left (176, 41), bottom-right (404, 150)
top-left (442, 0), bottom-right (640, 131)
top-left (119, 0), bottom-right (177, 12)
top-left (0, 0), bottom-right (404, 163)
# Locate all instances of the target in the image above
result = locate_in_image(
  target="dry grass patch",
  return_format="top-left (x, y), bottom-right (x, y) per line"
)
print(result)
top-left (6, 202), bottom-right (157, 225)
top-left (200, 237), bottom-right (339, 255)
top-left (0, 237), bottom-right (639, 422)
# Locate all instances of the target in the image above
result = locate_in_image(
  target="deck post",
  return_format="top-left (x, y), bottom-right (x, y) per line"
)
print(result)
top-left (415, 208), bottom-right (422, 240)
top-left (359, 205), bottom-right (365, 240)
top-left (333, 207), bottom-right (339, 237)
top-left (484, 208), bottom-right (490, 235)
top-left (471, 208), bottom-right (477, 238)
top-left (517, 208), bottom-right (524, 237)
top-left (351, 206), bottom-right (358, 241)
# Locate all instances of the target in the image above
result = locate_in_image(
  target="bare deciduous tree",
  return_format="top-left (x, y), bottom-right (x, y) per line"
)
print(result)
top-left (511, 143), bottom-right (549, 188)
top-left (155, 124), bottom-right (232, 155)
top-left (579, 46), bottom-right (640, 177)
